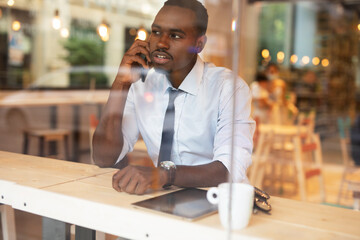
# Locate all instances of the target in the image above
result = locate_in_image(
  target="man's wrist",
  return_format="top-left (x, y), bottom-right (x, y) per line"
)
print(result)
top-left (159, 161), bottom-right (176, 188)
top-left (112, 77), bottom-right (132, 90)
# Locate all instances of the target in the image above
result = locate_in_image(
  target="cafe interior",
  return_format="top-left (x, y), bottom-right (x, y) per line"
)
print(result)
top-left (0, 0), bottom-right (360, 239)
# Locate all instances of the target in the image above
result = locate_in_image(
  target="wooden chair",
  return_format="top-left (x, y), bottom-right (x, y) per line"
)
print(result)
top-left (252, 112), bottom-right (317, 194)
top-left (293, 133), bottom-right (326, 202)
top-left (23, 128), bottom-right (71, 160)
top-left (249, 129), bottom-right (274, 188)
top-left (0, 204), bottom-right (17, 240)
top-left (297, 111), bottom-right (316, 141)
top-left (337, 117), bottom-right (360, 209)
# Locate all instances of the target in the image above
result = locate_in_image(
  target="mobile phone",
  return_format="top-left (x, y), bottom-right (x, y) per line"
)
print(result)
top-left (140, 53), bottom-right (148, 82)
top-left (131, 53), bottom-right (149, 82)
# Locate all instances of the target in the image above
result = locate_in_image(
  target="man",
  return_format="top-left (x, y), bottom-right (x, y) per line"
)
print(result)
top-left (250, 73), bottom-right (273, 124)
top-left (265, 63), bottom-right (286, 124)
top-left (93, 0), bottom-right (254, 195)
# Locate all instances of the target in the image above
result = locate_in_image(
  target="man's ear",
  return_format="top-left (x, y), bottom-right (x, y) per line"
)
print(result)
top-left (195, 35), bottom-right (207, 53)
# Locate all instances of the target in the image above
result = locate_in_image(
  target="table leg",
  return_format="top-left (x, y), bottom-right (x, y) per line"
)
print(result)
top-left (75, 226), bottom-right (95, 240)
top-left (49, 105), bottom-right (58, 156)
top-left (42, 217), bottom-right (70, 240)
top-left (0, 204), bottom-right (16, 240)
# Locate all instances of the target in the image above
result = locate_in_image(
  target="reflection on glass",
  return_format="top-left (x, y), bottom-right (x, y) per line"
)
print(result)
top-left (0, 2), bottom-right (359, 239)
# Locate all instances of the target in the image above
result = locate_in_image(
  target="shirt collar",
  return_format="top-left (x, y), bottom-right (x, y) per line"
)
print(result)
top-left (178, 55), bottom-right (204, 96)
top-left (159, 55), bottom-right (204, 95)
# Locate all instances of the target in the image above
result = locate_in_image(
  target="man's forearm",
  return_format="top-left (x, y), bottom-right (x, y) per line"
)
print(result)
top-left (174, 161), bottom-right (229, 187)
top-left (92, 78), bottom-right (131, 167)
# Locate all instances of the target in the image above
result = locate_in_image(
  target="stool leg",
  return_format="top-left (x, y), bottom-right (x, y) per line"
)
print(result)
top-left (23, 132), bottom-right (29, 154)
top-left (39, 136), bottom-right (45, 157)
top-left (64, 135), bottom-right (70, 161)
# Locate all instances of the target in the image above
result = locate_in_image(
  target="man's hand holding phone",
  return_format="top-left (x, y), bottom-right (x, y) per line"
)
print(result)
top-left (117, 39), bottom-right (151, 84)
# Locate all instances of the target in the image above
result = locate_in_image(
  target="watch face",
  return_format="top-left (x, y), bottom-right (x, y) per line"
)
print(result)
top-left (160, 161), bottom-right (176, 170)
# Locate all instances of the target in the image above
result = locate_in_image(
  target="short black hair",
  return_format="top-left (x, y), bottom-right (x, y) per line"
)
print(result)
top-left (255, 72), bottom-right (268, 82)
top-left (164, 0), bottom-right (208, 36)
top-left (266, 63), bottom-right (279, 71)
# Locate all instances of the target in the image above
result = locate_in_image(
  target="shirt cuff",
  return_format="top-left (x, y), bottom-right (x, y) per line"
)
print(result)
top-left (214, 145), bottom-right (252, 183)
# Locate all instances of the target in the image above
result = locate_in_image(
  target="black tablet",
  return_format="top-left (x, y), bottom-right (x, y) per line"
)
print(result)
top-left (132, 188), bottom-right (218, 221)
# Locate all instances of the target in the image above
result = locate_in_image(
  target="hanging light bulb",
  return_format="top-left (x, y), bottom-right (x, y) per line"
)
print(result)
top-left (290, 54), bottom-right (298, 64)
top-left (301, 56), bottom-right (310, 65)
top-left (321, 58), bottom-right (330, 67)
top-left (261, 49), bottom-right (270, 59)
top-left (7, 0), bottom-right (15, 7)
top-left (312, 57), bottom-right (320, 66)
top-left (97, 19), bottom-right (110, 42)
top-left (12, 20), bottom-right (21, 31)
top-left (136, 27), bottom-right (147, 41)
top-left (52, 9), bottom-right (61, 30)
top-left (60, 28), bottom-right (69, 38)
top-left (277, 51), bottom-right (285, 63)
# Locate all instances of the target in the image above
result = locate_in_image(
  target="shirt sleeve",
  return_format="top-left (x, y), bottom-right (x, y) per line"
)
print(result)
top-left (115, 85), bottom-right (140, 164)
top-left (213, 77), bottom-right (255, 183)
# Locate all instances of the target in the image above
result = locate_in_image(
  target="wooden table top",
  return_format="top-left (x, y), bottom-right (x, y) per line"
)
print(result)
top-left (43, 174), bottom-right (360, 239)
top-left (0, 151), bottom-right (114, 188)
top-left (0, 90), bottom-right (109, 107)
top-left (1, 151), bottom-right (360, 239)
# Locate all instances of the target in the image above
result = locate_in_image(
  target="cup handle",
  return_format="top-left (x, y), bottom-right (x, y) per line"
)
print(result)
top-left (207, 187), bottom-right (219, 205)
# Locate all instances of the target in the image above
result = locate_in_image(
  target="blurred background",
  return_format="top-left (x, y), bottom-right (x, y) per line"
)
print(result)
top-left (0, 0), bottom-right (360, 238)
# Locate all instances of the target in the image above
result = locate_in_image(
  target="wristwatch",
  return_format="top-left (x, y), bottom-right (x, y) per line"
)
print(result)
top-left (159, 161), bottom-right (176, 188)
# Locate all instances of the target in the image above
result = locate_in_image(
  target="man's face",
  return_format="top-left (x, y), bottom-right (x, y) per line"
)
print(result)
top-left (149, 6), bottom-right (204, 76)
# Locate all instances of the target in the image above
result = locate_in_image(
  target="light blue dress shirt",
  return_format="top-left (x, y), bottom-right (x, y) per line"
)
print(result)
top-left (116, 56), bottom-right (255, 182)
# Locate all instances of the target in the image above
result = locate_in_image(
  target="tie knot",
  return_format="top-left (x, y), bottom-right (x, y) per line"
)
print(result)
top-left (168, 89), bottom-right (179, 106)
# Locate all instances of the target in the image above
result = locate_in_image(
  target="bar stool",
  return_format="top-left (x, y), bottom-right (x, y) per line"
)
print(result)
top-left (293, 133), bottom-right (326, 202)
top-left (23, 129), bottom-right (71, 160)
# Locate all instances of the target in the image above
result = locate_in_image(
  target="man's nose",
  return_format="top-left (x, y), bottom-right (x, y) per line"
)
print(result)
top-left (157, 35), bottom-right (170, 49)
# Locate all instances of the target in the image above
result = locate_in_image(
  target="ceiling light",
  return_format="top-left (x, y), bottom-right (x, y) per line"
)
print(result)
top-left (7, 0), bottom-right (15, 7)
top-left (52, 9), bottom-right (61, 30)
top-left (98, 19), bottom-right (110, 42)
top-left (12, 20), bottom-right (21, 31)
top-left (136, 27), bottom-right (147, 41)
top-left (60, 28), bottom-right (69, 38)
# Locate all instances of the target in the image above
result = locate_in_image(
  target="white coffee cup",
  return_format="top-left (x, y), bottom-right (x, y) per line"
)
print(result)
top-left (207, 182), bottom-right (254, 230)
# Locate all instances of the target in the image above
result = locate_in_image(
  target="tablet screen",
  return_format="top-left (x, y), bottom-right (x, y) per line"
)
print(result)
top-left (132, 188), bottom-right (218, 221)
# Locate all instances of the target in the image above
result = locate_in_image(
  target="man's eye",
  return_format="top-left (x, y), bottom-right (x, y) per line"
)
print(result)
top-left (152, 30), bottom-right (160, 35)
top-left (170, 34), bottom-right (181, 39)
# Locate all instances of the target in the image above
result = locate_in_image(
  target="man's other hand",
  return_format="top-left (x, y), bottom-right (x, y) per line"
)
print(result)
top-left (112, 165), bottom-right (166, 195)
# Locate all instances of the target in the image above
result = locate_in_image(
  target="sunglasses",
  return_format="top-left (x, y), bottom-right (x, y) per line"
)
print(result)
top-left (253, 186), bottom-right (272, 214)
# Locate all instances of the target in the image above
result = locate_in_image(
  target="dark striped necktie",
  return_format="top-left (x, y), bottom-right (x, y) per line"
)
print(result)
top-left (157, 89), bottom-right (179, 166)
